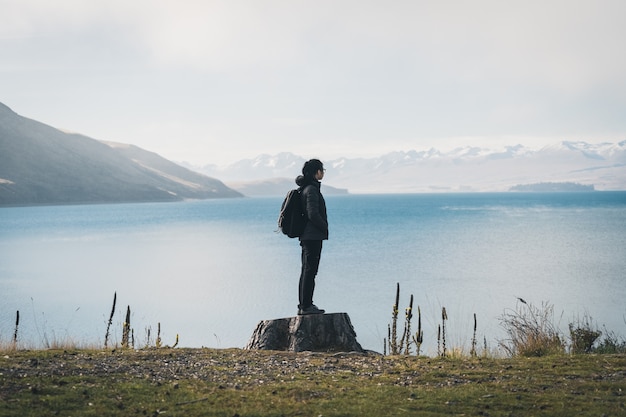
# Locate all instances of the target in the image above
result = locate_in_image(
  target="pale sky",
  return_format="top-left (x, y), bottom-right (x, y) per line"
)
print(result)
top-left (2, 0), bottom-right (625, 165)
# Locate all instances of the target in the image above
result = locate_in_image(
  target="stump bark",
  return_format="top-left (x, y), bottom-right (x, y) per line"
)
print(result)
top-left (245, 313), bottom-right (364, 353)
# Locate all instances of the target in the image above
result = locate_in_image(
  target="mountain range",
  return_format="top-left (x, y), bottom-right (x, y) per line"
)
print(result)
top-left (189, 142), bottom-right (626, 194)
top-left (2, 100), bottom-right (624, 205)
top-left (0, 103), bottom-right (241, 206)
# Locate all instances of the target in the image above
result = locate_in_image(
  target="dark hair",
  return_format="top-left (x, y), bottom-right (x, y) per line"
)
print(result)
top-left (302, 159), bottom-right (324, 178)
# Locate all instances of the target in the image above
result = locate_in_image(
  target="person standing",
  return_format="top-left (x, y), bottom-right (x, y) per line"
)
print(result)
top-left (295, 159), bottom-right (328, 315)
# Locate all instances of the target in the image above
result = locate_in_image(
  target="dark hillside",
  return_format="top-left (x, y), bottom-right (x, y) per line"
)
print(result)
top-left (0, 102), bottom-right (241, 206)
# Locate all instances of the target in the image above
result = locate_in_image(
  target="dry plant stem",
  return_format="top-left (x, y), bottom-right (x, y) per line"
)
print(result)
top-left (386, 326), bottom-right (390, 355)
top-left (30, 298), bottom-right (49, 349)
top-left (471, 313), bottom-right (478, 357)
top-left (402, 294), bottom-right (414, 355)
top-left (413, 306), bottom-right (423, 356)
top-left (122, 306), bottom-right (131, 349)
top-left (437, 325), bottom-right (441, 356)
top-left (441, 307), bottom-right (448, 357)
top-left (390, 283), bottom-right (400, 355)
top-left (104, 292), bottom-right (116, 348)
top-left (13, 310), bottom-right (19, 346)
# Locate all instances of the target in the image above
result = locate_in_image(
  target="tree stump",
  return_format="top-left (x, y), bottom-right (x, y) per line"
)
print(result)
top-left (245, 313), bottom-right (364, 353)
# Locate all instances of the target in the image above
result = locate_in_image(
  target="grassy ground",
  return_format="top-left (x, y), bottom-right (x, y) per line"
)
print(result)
top-left (1, 348), bottom-right (624, 416)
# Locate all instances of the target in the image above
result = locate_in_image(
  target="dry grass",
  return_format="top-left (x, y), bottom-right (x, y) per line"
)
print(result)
top-left (498, 300), bottom-right (565, 357)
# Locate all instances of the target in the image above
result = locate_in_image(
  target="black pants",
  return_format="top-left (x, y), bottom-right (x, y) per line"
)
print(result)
top-left (299, 240), bottom-right (323, 309)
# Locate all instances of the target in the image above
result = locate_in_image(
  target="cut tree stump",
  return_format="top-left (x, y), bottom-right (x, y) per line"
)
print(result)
top-left (245, 313), bottom-right (364, 353)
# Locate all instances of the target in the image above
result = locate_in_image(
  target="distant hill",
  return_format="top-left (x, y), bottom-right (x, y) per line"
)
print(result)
top-left (226, 177), bottom-right (349, 197)
top-left (0, 103), bottom-right (242, 206)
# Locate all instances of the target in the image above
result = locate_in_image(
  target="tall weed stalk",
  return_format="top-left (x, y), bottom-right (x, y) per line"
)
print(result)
top-left (122, 306), bottom-right (131, 349)
top-left (388, 283), bottom-right (424, 355)
top-left (470, 313), bottom-right (477, 357)
top-left (104, 292), bottom-right (116, 348)
top-left (400, 295), bottom-right (414, 354)
top-left (12, 310), bottom-right (19, 348)
top-left (441, 307), bottom-right (448, 357)
top-left (389, 283), bottom-right (400, 354)
top-left (413, 306), bottom-right (423, 356)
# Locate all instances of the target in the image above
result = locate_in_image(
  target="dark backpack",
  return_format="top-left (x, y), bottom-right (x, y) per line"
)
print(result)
top-left (278, 189), bottom-right (307, 238)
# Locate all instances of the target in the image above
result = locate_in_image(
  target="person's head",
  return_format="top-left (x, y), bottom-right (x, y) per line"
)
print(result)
top-left (302, 159), bottom-right (325, 181)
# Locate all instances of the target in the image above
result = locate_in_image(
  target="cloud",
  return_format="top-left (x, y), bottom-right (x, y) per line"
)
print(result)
top-left (2, 0), bottom-right (625, 164)
top-left (4, 0), bottom-right (625, 86)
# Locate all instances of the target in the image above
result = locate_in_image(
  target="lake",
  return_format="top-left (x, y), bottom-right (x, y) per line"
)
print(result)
top-left (1, 192), bottom-right (625, 354)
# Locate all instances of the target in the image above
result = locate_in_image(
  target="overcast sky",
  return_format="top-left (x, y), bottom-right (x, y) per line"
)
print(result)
top-left (2, 0), bottom-right (625, 165)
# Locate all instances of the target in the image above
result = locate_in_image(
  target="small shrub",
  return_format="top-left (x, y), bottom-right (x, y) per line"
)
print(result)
top-left (569, 314), bottom-right (601, 354)
top-left (593, 328), bottom-right (626, 354)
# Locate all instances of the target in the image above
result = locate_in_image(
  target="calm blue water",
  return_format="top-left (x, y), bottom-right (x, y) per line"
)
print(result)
top-left (1, 192), bottom-right (625, 354)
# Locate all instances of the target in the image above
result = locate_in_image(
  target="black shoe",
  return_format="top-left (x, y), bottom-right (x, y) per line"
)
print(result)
top-left (298, 305), bottom-right (325, 315)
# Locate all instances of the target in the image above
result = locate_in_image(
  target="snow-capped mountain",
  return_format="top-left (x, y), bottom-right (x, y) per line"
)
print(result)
top-left (186, 141), bottom-right (626, 193)
top-left (188, 152), bottom-right (307, 182)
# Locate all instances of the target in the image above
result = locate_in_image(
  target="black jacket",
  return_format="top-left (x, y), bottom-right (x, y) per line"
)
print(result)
top-left (296, 175), bottom-right (328, 241)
